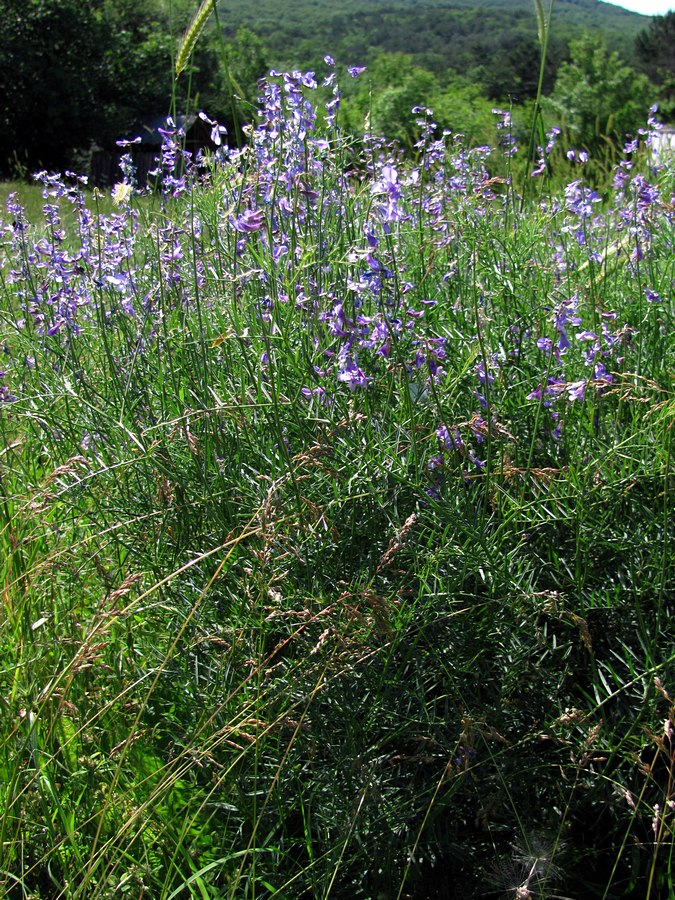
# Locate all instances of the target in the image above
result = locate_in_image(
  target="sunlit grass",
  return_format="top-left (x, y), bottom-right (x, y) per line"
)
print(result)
top-left (0, 70), bottom-right (673, 899)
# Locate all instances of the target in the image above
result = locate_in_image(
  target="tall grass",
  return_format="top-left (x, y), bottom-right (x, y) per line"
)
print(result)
top-left (0, 68), bottom-right (673, 899)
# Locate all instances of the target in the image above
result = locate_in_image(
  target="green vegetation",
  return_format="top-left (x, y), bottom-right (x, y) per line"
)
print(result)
top-left (636, 11), bottom-right (675, 103)
top-left (215, 0), bottom-right (647, 78)
top-left (0, 64), bottom-right (673, 898)
top-left (1, 0), bottom-right (673, 180)
top-left (546, 34), bottom-right (656, 163)
top-left (0, 0), bottom-right (253, 176)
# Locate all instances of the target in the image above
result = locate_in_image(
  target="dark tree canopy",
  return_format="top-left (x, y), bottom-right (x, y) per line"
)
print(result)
top-left (548, 34), bottom-right (655, 155)
top-left (635, 12), bottom-right (675, 100)
top-left (0, 0), bottom-right (107, 174)
top-left (0, 0), bottom-right (228, 176)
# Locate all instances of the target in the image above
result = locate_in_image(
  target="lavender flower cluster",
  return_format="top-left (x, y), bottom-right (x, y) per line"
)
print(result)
top-left (1, 67), bottom-right (672, 486)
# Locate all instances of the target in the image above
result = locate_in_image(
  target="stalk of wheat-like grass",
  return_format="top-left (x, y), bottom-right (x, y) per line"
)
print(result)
top-left (533, 0), bottom-right (548, 47)
top-left (176, 0), bottom-right (216, 77)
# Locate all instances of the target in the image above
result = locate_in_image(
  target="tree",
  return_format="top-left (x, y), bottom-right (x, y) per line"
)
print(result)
top-left (217, 26), bottom-right (268, 137)
top-left (635, 12), bottom-right (675, 102)
top-left (434, 77), bottom-right (496, 147)
top-left (473, 33), bottom-right (567, 103)
top-left (89, 0), bottom-right (181, 151)
top-left (0, 0), bottom-right (240, 177)
top-left (339, 55), bottom-right (438, 149)
top-left (0, 0), bottom-right (107, 175)
top-left (548, 35), bottom-right (656, 156)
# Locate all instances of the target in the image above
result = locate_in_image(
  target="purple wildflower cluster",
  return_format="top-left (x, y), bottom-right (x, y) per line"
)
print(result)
top-left (4, 171), bottom-right (96, 343)
top-left (0, 70), bottom-right (671, 496)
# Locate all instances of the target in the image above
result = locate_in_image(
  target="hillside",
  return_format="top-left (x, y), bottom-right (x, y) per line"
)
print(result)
top-left (0, 0), bottom-right (659, 177)
top-left (216, 0), bottom-right (648, 86)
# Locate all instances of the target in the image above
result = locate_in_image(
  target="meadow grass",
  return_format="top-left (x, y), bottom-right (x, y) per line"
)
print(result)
top-left (0, 182), bottom-right (146, 230)
top-left (0, 71), bottom-right (673, 899)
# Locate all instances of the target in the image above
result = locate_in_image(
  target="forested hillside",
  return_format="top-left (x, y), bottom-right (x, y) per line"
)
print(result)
top-left (0, 0), bottom-right (671, 178)
top-left (216, 0), bottom-right (647, 83)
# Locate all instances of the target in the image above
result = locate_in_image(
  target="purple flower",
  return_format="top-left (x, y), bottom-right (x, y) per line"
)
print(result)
top-left (565, 181), bottom-right (600, 219)
top-left (492, 108), bottom-right (510, 128)
top-left (46, 319), bottom-right (64, 337)
top-left (474, 359), bottom-right (495, 384)
top-left (372, 165), bottom-right (400, 197)
top-left (371, 164), bottom-right (406, 223)
top-left (325, 94), bottom-right (341, 125)
top-left (0, 369), bottom-right (16, 403)
top-left (632, 176), bottom-right (660, 209)
top-left (545, 127), bottom-right (561, 154)
top-left (233, 209), bottom-right (265, 233)
top-left (531, 155), bottom-right (546, 177)
top-left (198, 111), bottom-right (227, 146)
top-left (437, 424), bottom-right (463, 450)
top-left (492, 108), bottom-right (517, 156)
top-left (567, 380), bottom-right (586, 401)
top-left (337, 359), bottom-right (369, 390)
top-left (613, 168), bottom-right (630, 192)
top-left (301, 385), bottom-right (326, 401)
top-left (436, 424), bottom-right (451, 447)
top-left (347, 66), bottom-right (366, 77)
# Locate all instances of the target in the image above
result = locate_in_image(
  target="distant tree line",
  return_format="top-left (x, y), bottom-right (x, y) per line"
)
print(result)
top-left (0, 0), bottom-right (673, 179)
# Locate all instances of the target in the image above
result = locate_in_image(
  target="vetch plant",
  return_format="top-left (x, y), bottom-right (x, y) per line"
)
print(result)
top-left (0, 63), bottom-right (672, 900)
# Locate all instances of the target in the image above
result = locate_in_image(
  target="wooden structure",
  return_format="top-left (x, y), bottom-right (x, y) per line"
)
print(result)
top-left (90, 114), bottom-right (216, 187)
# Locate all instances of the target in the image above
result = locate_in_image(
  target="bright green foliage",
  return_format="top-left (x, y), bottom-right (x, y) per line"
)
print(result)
top-left (341, 55), bottom-right (438, 147)
top-left (0, 77), bottom-right (672, 896)
top-left (433, 76), bottom-right (497, 145)
top-left (221, 27), bottom-right (268, 113)
top-left (548, 34), bottom-right (655, 155)
top-left (340, 56), bottom-right (497, 149)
